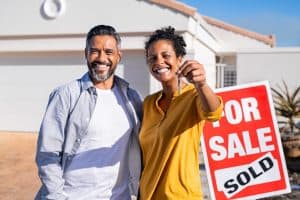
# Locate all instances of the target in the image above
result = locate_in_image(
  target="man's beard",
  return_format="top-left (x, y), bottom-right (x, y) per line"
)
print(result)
top-left (88, 61), bottom-right (115, 82)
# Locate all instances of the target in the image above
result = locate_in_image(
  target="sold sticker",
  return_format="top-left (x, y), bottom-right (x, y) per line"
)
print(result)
top-left (201, 81), bottom-right (291, 200)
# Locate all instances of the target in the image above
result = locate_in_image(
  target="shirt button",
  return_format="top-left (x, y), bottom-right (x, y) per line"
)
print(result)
top-left (76, 138), bottom-right (81, 143)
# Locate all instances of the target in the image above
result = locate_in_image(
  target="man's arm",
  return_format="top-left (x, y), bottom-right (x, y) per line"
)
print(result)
top-left (35, 89), bottom-right (69, 200)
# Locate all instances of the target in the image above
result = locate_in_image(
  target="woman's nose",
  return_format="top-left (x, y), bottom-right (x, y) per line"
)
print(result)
top-left (154, 55), bottom-right (164, 65)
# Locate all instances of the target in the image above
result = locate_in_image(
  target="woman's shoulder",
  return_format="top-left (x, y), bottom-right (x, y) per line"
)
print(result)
top-left (146, 90), bottom-right (161, 99)
top-left (144, 91), bottom-right (161, 104)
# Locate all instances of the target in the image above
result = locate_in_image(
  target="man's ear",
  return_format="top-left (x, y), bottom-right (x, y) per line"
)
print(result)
top-left (84, 48), bottom-right (88, 59)
top-left (117, 50), bottom-right (122, 63)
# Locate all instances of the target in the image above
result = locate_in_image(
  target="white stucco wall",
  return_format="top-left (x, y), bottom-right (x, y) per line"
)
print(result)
top-left (237, 48), bottom-right (300, 90)
top-left (207, 24), bottom-right (273, 51)
top-left (120, 50), bottom-right (150, 97)
top-left (0, 52), bottom-right (86, 131)
top-left (0, 0), bottom-right (190, 36)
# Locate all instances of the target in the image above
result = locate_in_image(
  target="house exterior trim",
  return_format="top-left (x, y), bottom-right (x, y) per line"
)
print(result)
top-left (149, 0), bottom-right (275, 47)
top-left (149, 0), bottom-right (197, 17)
top-left (202, 15), bottom-right (276, 47)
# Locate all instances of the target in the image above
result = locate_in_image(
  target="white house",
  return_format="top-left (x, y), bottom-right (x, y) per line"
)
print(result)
top-left (0, 0), bottom-right (299, 132)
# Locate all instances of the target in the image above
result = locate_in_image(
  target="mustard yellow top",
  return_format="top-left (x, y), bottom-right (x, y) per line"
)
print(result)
top-left (139, 84), bottom-right (223, 200)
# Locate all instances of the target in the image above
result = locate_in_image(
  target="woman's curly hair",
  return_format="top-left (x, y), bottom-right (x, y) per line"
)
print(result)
top-left (145, 26), bottom-right (186, 58)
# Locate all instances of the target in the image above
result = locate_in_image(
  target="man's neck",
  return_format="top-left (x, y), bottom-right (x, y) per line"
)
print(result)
top-left (93, 76), bottom-right (114, 89)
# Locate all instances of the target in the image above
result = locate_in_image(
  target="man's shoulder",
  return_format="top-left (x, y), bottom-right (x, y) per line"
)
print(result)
top-left (52, 72), bottom-right (91, 93)
top-left (46, 78), bottom-right (83, 109)
top-left (115, 76), bottom-right (141, 96)
top-left (52, 78), bottom-right (81, 95)
top-left (127, 86), bottom-right (140, 96)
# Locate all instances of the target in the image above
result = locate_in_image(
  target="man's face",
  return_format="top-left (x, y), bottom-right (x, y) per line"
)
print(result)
top-left (85, 35), bottom-right (121, 83)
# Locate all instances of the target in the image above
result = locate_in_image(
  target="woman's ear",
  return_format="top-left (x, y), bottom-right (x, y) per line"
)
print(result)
top-left (177, 55), bottom-right (183, 65)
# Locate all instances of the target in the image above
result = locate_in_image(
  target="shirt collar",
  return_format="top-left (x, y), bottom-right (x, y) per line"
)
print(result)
top-left (80, 72), bottom-right (94, 91)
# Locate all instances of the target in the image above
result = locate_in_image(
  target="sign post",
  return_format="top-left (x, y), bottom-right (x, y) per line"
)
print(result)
top-left (201, 81), bottom-right (291, 200)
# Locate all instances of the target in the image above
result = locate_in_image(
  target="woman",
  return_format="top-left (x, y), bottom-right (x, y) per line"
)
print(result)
top-left (139, 26), bottom-right (223, 200)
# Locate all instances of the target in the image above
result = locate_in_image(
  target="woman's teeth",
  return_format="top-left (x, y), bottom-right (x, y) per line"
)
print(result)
top-left (156, 68), bottom-right (169, 74)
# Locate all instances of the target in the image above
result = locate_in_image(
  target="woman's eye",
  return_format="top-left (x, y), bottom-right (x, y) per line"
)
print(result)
top-left (148, 56), bottom-right (156, 62)
top-left (163, 54), bottom-right (171, 59)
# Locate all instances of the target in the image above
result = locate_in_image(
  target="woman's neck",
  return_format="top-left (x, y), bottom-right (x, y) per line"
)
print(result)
top-left (162, 79), bottom-right (186, 98)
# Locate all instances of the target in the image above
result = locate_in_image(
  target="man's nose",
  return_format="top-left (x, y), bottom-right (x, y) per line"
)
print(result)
top-left (96, 51), bottom-right (107, 61)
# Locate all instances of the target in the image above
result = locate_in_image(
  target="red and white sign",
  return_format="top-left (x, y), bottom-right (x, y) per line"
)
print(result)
top-left (201, 81), bottom-right (291, 200)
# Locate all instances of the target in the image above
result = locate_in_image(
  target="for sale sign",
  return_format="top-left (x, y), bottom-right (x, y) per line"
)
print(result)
top-left (201, 81), bottom-right (291, 200)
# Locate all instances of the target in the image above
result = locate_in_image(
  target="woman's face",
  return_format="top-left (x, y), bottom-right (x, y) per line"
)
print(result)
top-left (146, 40), bottom-right (182, 83)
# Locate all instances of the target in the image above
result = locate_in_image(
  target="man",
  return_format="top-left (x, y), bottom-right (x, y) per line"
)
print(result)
top-left (35, 25), bottom-right (142, 200)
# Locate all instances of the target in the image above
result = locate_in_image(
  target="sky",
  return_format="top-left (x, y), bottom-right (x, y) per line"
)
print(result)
top-left (180, 0), bottom-right (300, 47)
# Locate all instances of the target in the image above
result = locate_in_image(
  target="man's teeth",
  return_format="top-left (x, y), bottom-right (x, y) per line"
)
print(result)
top-left (95, 64), bottom-right (109, 69)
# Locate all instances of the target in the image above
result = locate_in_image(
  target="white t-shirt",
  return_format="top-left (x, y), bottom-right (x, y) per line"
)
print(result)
top-left (63, 86), bottom-right (133, 200)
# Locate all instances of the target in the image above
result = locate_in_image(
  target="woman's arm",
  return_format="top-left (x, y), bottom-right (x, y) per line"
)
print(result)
top-left (178, 60), bottom-right (221, 112)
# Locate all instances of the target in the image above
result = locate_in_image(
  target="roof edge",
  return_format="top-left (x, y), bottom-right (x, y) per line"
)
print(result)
top-left (202, 15), bottom-right (276, 47)
top-left (149, 0), bottom-right (197, 17)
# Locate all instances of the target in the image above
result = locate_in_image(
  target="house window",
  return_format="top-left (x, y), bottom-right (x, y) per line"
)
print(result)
top-left (223, 65), bottom-right (236, 86)
top-left (216, 64), bottom-right (236, 87)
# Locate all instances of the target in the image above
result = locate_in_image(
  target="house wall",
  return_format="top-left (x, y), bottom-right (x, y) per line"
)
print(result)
top-left (237, 48), bottom-right (300, 91)
top-left (207, 25), bottom-right (273, 51)
top-left (121, 50), bottom-right (150, 97)
top-left (0, 52), bottom-right (86, 131)
top-left (0, 0), bottom-right (190, 35)
top-left (0, 0), bottom-right (222, 132)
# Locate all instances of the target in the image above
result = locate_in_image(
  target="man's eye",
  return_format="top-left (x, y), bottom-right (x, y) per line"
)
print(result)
top-left (90, 49), bottom-right (98, 54)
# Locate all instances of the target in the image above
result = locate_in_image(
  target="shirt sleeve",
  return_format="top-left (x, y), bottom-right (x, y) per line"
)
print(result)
top-left (197, 96), bottom-right (223, 122)
top-left (35, 88), bottom-right (69, 200)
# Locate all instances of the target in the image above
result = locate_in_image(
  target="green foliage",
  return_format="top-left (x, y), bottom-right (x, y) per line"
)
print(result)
top-left (271, 81), bottom-right (300, 133)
